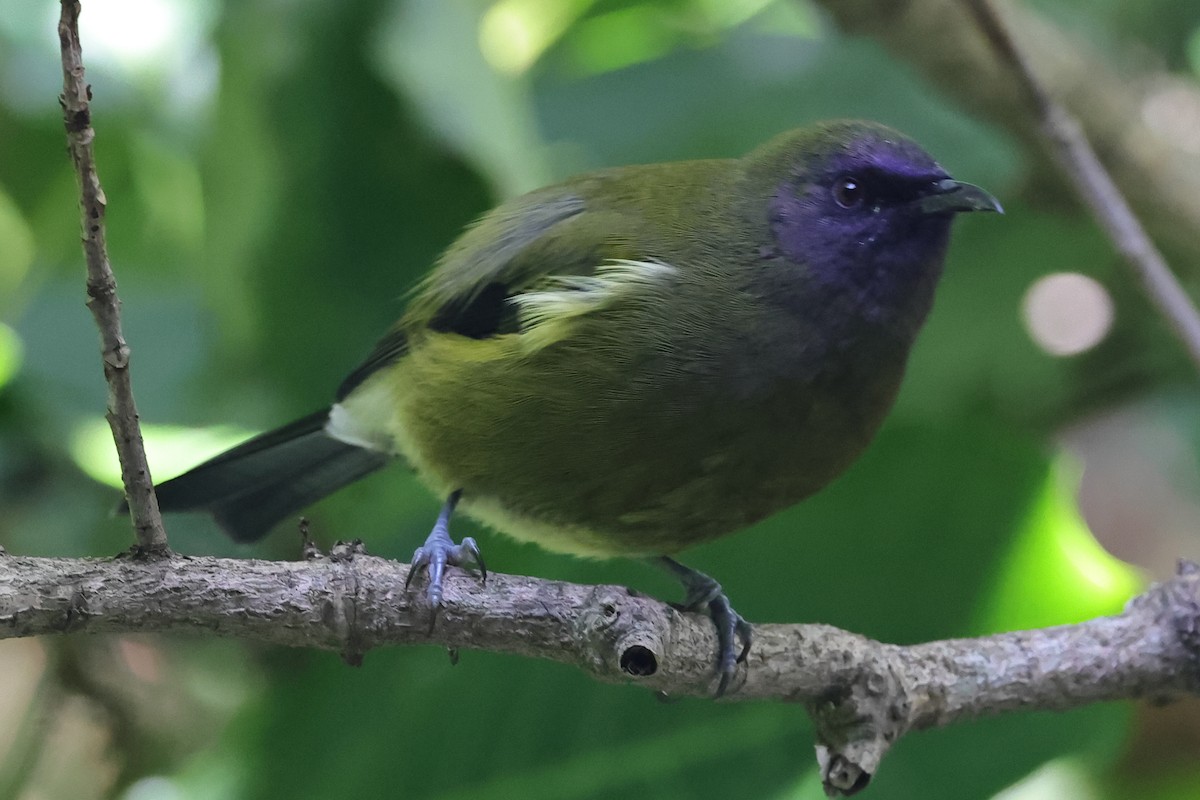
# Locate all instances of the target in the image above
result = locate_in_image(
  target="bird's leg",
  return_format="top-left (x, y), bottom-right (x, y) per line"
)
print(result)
top-left (405, 489), bottom-right (487, 612)
top-left (655, 556), bottom-right (752, 698)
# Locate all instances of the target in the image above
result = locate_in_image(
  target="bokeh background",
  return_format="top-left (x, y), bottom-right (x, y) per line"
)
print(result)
top-left (3, 1), bottom-right (1200, 798)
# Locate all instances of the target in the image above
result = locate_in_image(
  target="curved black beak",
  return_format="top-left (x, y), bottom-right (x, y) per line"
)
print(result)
top-left (917, 179), bottom-right (1003, 215)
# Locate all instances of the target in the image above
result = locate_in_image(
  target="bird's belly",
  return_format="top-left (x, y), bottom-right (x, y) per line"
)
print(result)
top-left (463, 395), bottom-right (876, 556)
top-left (365, 335), bottom-right (901, 558)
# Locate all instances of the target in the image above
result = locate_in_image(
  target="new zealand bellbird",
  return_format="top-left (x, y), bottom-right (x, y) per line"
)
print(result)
top-left (151, 121), bottom-right (1001, 694)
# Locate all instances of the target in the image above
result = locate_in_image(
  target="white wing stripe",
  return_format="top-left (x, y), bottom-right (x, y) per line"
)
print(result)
top-left (509, 259), bottom-right (677, 351)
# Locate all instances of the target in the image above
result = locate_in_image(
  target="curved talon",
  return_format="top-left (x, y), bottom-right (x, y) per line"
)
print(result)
top-left (460, 536), bottom-right (487, 584)
top-left (405, 546), bottom-right (429, 591)
top-left (735, 616), bottom-right (753, 664)
top-left (708, 591), bottom-right (752, 698)
top-left (655, 556), bottom-right (752, 698)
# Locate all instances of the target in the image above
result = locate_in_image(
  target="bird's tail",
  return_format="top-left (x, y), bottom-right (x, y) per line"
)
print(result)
top-left (150, 409), bottom-right (391, 542)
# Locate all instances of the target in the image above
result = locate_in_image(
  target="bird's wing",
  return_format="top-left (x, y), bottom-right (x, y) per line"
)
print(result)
top-left (336, 185), bottom-right (665, 398)
top-left (336, 327), bottom-right (411, 400)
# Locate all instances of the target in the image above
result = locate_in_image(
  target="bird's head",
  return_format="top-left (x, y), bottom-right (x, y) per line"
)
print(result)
top-left (748, 121), bottom-right (1001, 322)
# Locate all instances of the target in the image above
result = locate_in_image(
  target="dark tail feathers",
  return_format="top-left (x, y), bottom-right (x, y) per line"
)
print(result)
top-left (151, 409), bottom-right (390, 542)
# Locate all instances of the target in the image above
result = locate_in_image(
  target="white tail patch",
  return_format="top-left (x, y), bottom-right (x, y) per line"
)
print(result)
top-left (509, 258), bottom-right (677, 352)
top-left (326, 381), bottom-right (398, 453)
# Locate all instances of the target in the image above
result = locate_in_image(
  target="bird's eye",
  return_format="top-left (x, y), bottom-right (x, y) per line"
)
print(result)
top-left (833, 176), bottom-right (866, 209)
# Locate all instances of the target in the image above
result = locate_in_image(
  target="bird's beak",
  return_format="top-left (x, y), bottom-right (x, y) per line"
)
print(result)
top-left (917, 179), bottom-right (1003, 215)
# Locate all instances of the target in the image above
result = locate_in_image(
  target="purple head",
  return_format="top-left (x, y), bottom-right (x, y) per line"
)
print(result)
top-left (754, 121), bottom-right (999, 326)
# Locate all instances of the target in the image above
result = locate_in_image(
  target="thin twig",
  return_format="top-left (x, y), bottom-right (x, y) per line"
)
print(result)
top-left (57, 0), bottom-right (168, 555)
top-left (964, 0), bottom-right (1200, 372)
top-left (1, 549), bottom-right (1198, 796)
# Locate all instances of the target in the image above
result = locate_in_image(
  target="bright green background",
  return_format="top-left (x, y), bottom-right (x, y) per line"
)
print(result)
top-left (1, 1), bottom-right (1199, 799)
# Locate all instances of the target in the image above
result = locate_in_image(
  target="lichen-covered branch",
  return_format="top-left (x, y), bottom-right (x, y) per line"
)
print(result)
top-left (2, 547), bottom-right (1196, 796)
top-left (57, 0), bottom-right (168, 554)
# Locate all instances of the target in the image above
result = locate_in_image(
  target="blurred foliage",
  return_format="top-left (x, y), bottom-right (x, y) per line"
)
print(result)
top-left (1, 1), bottom-right (1199, 799)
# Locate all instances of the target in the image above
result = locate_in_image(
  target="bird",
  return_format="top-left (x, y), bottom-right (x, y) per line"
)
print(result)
top-left (149, 120), bottom-right (1001, 695)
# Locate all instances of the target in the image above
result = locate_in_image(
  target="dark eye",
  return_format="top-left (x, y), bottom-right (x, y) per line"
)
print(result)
top-left (833, 176), bottom-right (866, 209)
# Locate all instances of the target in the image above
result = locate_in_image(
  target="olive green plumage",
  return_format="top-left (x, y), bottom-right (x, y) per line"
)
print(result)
top-left (155, 120), bottom-right (998, 560)
top-left (150, 120), bottom-right (999, 692)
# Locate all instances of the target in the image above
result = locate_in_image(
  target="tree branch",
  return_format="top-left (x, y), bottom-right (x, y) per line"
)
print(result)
top-left (959, 0), bottom-right (1200, 374)
top-left (2, 546), bottom-right (1197, 796)
top-left (811, 0), bottom-right (1200, 272)
top-left (36, 4), bottom-right (1200, 797)
top-left (57, 0), bottom-right (168, 554)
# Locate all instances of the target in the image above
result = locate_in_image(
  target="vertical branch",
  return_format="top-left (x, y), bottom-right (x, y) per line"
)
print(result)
top-left (964, 0), bottom-right (1200, 373)
top-left (57, 0), bottom-right (169, 555)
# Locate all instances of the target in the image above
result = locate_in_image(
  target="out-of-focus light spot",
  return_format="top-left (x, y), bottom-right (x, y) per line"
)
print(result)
top-left (692, 0), bottom-right (776, 30)
top-left (1055, 500), bottom-right (1137, 597)
top-left (0, 323), bottom-right (24, 390)
top-left (569, 6), bottom-right (678, 75)
top-left (1021, 272), bottom-right (1114, 356)
top-left (121, 776), bottom-right (185, 800)
top-left (977, 456), bottom-right (1143, 633)
top-left (118, 638), bottom-right (163, 683)
top-left (77, 0), bottom-right (181, 71)
top-left (1, 1), bottom-right (217, 118)
top-left (747, 0), bottom-right (820, 38)
top-left (71, 418), bottom-right (256, 489)
top-left (1190, 27), bottom-right (1200, 79)
top-left (0, 188), bottom-right (35, 296)
top-left (479, 0), bottom-right (596, 75)
top-left (1044, 460), bottom-right (1142, 599)
top-left (1141, 82), bottom-right (1200, 155)
top-left (990, 759), bottom-right (1099, 800)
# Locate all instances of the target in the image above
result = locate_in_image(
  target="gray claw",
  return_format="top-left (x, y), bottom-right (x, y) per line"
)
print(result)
top-left (656, 556), bottom-right (753, 698)
top-left (405, 491), bottom-right (485, 617)
top-left (460, 536), bottom-right (487, 583)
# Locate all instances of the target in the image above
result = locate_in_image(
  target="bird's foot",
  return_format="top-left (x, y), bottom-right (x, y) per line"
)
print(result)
top-left (405, 490), bottom-right (487, 617)
top-left (657, 557), bottom-right (752, 698)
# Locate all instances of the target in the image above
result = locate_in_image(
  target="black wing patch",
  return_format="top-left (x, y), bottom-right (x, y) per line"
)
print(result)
top-left (335, 192), bottom-right (588, 401)
top-left (428, 281), bottom-right (520, 339)
top-left (336, 282), bottom-right (525, 400)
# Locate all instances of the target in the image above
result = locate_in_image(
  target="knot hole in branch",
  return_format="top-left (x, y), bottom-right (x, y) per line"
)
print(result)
top-left (575, 587), bottom-right (666, 683)
top-left (619, 644), bottom-right (658, 677)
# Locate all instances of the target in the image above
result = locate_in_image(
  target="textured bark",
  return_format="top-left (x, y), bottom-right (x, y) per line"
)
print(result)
top-left (2, 547), bottom-right (1197, 796)
top-left (58, 0), bottom-right (168, 554)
